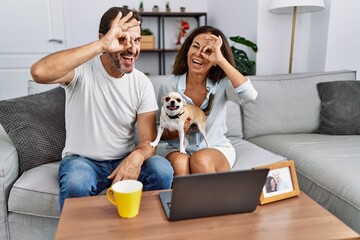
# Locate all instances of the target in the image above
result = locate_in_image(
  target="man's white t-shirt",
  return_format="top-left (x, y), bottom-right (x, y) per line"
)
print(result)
top-left (61, 55), bottom-right (158, 160)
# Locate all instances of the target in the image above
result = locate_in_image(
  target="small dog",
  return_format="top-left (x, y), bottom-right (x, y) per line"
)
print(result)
top-left (149, 91), bottom-right (211, 154)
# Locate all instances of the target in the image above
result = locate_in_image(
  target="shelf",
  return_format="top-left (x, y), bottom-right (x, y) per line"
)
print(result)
top-left (141, 49), bottom-right (162, 52)
top-left (139, 12), bottom-right (207, 75)
top-left (140, 12), bottom-right (207, 18)
top-left (141, 48), bottom-right (179, 53)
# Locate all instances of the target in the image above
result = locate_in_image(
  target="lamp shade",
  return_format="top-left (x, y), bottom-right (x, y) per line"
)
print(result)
top-left (269, 0), bottom-right (325, 14)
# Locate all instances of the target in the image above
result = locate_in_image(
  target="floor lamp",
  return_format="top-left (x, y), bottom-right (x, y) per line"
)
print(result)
top-left (269, 0), bottom-right (325, 73)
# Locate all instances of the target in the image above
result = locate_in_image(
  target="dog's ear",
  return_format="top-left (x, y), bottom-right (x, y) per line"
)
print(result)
top-left (161, 95), bottom-right (167, 104)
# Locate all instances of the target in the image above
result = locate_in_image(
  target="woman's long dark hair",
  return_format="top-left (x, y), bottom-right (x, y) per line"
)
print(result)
top-left (172, 26), bottom-right (235, 82)
top-left (265, 176), bottom-right (277, 193)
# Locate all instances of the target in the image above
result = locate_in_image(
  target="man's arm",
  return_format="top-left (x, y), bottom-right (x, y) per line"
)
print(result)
top-left (30, 42), bottom-right (104, 84)
top-left (107, 111), bottom-right (157, 183)
top-left (30, 11), bottom-right (140, 85)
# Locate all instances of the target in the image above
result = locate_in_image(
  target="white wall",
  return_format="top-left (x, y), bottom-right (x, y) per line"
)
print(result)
top-left (0, 0), bottom-right (66, 100)
top-left (324, 0), bottom-right (360, 77)
top-left (1, 0), bottom-right (359, 100)
top-left (207, 0), bottom-right (258, 62)
top-left (256, 0), bottom-right (328, 75)
top-left (63, 0), bottom-right (208, 48)
top-left (306, 0), bottom-right (330, 72)
top-left (240, 0), bottom-right (359, 78)
top-left (63, 0), bottom-right (208, 75)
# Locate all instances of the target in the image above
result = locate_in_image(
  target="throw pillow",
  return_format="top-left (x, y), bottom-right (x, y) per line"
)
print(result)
top-left (317, 81), bottom-right (360, 135)
top-left (0, 87), bottom-right (66, 174)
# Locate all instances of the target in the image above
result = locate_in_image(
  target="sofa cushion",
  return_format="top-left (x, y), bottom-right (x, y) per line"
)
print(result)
top-left (243, 70), bottom-right (356, 139)
top-left (249, 133), bottom-right (360, 233)
top-left (28, 80), bottom-right (59, 94)
top-left (224, 101), bottom-right (242, 138)
top-left (317, 81), bottom-right (360, 135)
top-left (228, 137), bottom-right (286, 170)
top-left (8, 162), bottom-right (60, 218)
top-left (0, 125), bottom-right (19, 193)
top-left (0, 87), bottom-right (66, 174)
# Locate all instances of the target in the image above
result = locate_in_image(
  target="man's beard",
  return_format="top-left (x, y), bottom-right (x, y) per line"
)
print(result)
top-left (108, 52), bottom-right (137, 74)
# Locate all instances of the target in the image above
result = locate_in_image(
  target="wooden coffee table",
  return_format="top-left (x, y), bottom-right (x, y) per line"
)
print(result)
top-left (55, 190), bottom-right (358, 240)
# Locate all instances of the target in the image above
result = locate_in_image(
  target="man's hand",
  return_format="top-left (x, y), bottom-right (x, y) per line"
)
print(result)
top-left (100, 11), bottom-right (140, 53)
top-left (107, 151), bottom-right (143, 184)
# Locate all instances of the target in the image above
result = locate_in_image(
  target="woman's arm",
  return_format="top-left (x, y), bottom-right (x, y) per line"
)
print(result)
top-left (200, 34), bottom-right (257, 103)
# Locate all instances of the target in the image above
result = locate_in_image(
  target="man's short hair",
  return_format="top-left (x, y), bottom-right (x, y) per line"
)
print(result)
top-left (99, 7), bottom-right (143, 35)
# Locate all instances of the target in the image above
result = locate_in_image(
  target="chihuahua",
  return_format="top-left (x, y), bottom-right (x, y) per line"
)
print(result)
top-left (149, 91), bottom-right (211, 154)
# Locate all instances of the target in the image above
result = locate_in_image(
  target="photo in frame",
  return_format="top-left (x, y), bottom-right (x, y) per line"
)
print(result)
top-left (256, 160), bottom-right (300, 205)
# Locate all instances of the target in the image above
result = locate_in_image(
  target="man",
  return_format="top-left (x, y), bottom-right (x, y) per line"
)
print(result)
top-left (31, 7), bottom-right (173, 210)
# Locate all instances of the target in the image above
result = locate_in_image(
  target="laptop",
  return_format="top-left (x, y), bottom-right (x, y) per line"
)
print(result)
top-left (159, 168), bottom-right (269, 221)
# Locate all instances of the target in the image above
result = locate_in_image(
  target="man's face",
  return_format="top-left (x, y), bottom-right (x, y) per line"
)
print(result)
top-left (108, 26), bottom-right (141, 74)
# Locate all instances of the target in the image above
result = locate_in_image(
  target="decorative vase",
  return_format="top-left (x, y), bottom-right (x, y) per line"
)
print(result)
top-left (153, 6), bottom-right (159, 12)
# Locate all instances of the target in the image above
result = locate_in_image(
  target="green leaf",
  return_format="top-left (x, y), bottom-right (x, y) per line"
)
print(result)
top-left (229, 36), bottom-right (258, 53)
top-left (141, 28), bottom-right (153, 36)
top-left (231, 46), bottom-right (255, 76)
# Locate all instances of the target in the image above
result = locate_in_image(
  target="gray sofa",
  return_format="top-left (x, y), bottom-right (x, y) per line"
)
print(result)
top-left (0, 70), bottom-right (358, 240)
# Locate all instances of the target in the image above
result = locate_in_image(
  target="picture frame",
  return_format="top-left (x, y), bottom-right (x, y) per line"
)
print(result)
top-left (256, 160), bottom-right (300, 205)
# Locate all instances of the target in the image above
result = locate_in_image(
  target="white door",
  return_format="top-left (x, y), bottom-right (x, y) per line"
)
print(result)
top-left (0, 0), bottom-right (66, 100)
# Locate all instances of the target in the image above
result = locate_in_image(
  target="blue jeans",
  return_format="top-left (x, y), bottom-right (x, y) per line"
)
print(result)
top-left (58, 154), bottom-right (173, 211)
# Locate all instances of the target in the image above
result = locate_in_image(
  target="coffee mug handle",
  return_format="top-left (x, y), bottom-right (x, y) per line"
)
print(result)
top-left (106, 188), bottom-right (117, 206)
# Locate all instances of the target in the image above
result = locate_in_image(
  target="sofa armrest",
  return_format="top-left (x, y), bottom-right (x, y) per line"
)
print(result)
top-left (0, 124), bottom-right (19, 237)
top-left (0, 124), bottom-right (19, 192)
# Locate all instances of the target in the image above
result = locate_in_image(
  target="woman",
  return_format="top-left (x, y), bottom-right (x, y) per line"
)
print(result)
top-left (157, 26), bottom-right (258, 176)
top-left (265, 176), bottom-right (277, 193)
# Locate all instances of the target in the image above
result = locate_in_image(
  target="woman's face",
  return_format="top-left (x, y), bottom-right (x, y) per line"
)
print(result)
top-left (187, 33), bottom-right (214, 76)
top-left (270, 178), bottom-right (276, 190)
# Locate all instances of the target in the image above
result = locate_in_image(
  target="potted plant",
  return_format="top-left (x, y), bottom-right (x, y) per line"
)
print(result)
top-left (141, 28), bottom-right (153, 36)
top-left (229, 35), bottom-right (258, 76)
top-left (139, 1), bottom-right (144, 12)
top-left (166, 2), bottom-right (171, 12)
top-left (152, 5), bottom-right (159, 12)
top-left (141, 28), bottom-right (154, 50)
top-left (180, 7), bottom-right (186, 13)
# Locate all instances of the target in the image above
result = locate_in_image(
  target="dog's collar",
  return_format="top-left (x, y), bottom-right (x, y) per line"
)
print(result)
top-left (166, 111), bottom-right (185, 119)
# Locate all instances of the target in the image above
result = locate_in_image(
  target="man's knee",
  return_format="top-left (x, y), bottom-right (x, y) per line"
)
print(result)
top-left (141, 155), bottom-right (174, 189)
top-left (59, 158), bottom-right (98, 196)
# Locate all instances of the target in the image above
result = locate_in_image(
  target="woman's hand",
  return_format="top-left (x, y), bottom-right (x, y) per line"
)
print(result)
top-left (200, 34), bottom-right (226, 66)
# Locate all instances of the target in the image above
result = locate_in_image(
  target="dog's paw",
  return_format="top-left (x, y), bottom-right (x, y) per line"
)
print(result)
top-left (149, 141), bottom-right (157, 148)
top-left (180, 149), bottom-right (187, 154)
